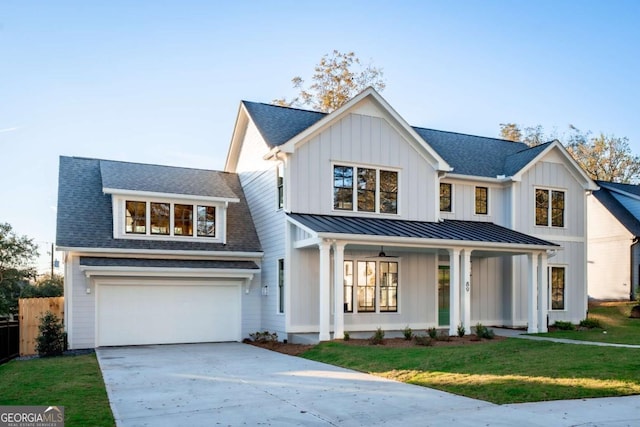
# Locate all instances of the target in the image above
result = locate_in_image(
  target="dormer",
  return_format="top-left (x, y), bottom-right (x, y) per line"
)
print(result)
top-left (99, 160), bottom-right (240, 244)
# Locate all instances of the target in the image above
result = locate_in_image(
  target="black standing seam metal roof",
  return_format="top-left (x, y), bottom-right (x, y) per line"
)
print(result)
top-left (243, 100), bottom-right (548, 178)
top-left (79, 257), bottom-right (259, 270)
top-left (288, 213), bottom-right (559, 247)
top-left (56, 156), bottom-right (262, 253)
top-left (593, 181), bottom-right (640, 237)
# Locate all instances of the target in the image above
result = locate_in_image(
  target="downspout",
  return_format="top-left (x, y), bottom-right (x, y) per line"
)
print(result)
top-left (631, 237), bottom-right (639, 301)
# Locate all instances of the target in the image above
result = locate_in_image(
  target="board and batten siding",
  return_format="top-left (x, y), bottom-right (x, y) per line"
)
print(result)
top-left (439, 180), bottom-right (508, 225)
top-left (587, 196), bottom-right (632, 300)
top-left (236, 119), bottom-right (286, 336)
top-left (289, 113), bottom-right (439, 221)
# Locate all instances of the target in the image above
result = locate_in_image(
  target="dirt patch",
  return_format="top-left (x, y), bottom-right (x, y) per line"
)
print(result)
top-left (246, 335), bottom-right (505, 356)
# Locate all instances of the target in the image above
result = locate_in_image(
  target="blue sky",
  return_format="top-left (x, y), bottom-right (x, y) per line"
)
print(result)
top-left (1, 1), bottom-right (639, 273)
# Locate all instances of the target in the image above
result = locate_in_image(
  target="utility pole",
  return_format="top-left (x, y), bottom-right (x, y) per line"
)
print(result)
top-left (51, 242), bottom-right (54, 278)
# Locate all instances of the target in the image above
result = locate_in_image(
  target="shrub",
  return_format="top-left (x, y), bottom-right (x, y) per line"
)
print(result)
top-left (579, 318), bottom-right (603, 329)
top-left (427, 327), bottom-right (438, 339)
top-left (35, 311), bottom-right (66, 357)
top-left (402, 325), bottom-right (413, 340)
top-left (369, 327), bottom-right (385, 345)
top-left (249, 331), bottom-right (278, 343)
top-left (343, 331), bottom-right (350, 341)
top-left (414, 335), bottom-right (433, 346)
top-left (474, 323), bottom-right (495, 340)
top-left (553, 321), bottom-right (575, 331)
top-left (457, 323), bottom-right (466, 337)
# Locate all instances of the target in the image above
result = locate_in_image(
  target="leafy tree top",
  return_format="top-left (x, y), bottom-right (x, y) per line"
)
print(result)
top-left (274, 50), bottom-right (385, 113)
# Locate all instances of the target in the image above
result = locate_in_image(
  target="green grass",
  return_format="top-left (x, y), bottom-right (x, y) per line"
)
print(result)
top-left (538, 302), bottom-right (640, 345)
top-left (302, 339), bottom-right (640, 404)
top-left (0, 354), bottom-right (115, 427)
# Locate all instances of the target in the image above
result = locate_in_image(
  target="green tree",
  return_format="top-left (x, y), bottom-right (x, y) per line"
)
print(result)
top-left (273, 50), bottom-right (385, 113)
top-left (499, 123), bottom-right (640, 183)
top-left (0, 222), bottom-right (38, 314)
top-left (20, 273), bottom-right (64, 298)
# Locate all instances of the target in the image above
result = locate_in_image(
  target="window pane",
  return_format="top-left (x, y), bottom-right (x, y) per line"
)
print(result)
top-left (551, 191), bottom-right (565, 227)
top-left (343, 261), bottom-right (353, 313)
top-left (174, 204), bottom-right (193, 236)
top-left (333, 166), bottom-right (353, 210)
top-left (379, 261), bottom-right (398, 312)
top-left (551, 267), bottom-right (565, 310)
top-left (277, 164), bottom-right (284, 209)
top-left (357, 261), bottom-right (376, 312)
top-left (357, 168), bottom-right (376, 212)
top-left (150, 202), bottom-right (170, 235)
top-left (536, 189), bottom-right (549, 226)
top-left (278, 259), bottom-right (284, 314)
top-left (440, 183), bottom-right (452, 212)
top-left (379, 170), bottom-right (398, 214)
top-left (125, 201), bottom-right (146, 234)
top-left (197, 205), bottom-right (215, 237)
top-left (475, 187), bottom-right (488, 215)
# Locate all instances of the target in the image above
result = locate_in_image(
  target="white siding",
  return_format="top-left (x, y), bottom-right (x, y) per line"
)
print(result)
top-left (289, 113), bottom-right (439, 221)
top-left (66, 254), bottom-right (95, 349)
top-left (587, 196), bottom-right (632, 300)
top-left (440, 180), bottom-right (508, 225)
top-left (236, 120), bottom-right (287, 337)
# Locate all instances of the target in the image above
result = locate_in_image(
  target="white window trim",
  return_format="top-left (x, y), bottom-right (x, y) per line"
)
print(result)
top-left (439, 182), bottom-right (454, 213)
top-left (331, 161), bottom-right (400, 216)
top-left (474, 185), bottom-right (490, 216)
top-left (113, 195), bottom-right (226, 243)
top-left (344, 256), bottom-right (401, 314)
top-left (548, 264), bottom-right (568, 312)
top-left (534, 187), bottom-right (567, 229)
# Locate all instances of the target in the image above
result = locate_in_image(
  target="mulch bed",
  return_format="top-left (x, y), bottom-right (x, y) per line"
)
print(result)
top-left (247, 335), bottom-right (505, 357)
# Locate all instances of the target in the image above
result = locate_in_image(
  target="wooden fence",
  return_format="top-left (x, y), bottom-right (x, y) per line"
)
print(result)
top-left (19, 297), bottom-right (64, 356)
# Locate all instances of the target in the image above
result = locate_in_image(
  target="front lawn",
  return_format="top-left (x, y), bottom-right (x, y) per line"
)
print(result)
top-left (538, 301), bottom-right (640, 345)
top-left (302, 339), bottom-right (640, 404)
top-left (0, 353), bottom-right (115, 427)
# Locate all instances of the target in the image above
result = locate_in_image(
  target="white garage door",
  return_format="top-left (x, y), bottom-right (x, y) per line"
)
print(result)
top-left (97, 281), bottom-right (241, 346)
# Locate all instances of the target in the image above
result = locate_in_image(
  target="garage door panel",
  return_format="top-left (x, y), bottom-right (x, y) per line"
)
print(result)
top-left (97, 282), bottom-right (241, 346)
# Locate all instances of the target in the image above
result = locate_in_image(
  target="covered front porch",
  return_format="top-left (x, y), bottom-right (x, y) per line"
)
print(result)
top-left (286, 214), bottom-right (560, 341)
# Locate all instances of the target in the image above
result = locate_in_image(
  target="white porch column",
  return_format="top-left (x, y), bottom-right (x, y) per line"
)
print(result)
top-left (333, 241), bottom-right (346, 340)
top-left (527, 252), bottom-right (539, 333)
top-left (318, 241), bottom-right (332, 341)
top-left (460, 249), bottom-right (472, 333)
top-left (538, 252), bottom-right (548, 333)
top-left (448, 248), bottom-right (461, 336)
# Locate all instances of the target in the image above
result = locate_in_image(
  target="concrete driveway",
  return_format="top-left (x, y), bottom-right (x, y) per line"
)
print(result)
top-left (97, 343), bottom-right (640, 426)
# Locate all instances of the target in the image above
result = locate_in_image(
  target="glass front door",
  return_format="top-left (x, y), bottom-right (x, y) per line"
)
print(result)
top-left (438, 266), bottom-right (450, 326)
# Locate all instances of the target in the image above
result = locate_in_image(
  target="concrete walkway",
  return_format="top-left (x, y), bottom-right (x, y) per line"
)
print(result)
top-left (493, 327), bottom-right (640, 348)
top-left (97, 343), bottom-right (640, 427)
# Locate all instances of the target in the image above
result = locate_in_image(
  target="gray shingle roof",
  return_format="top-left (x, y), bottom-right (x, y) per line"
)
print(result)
top-left (243, 101), bottom-right (326, 147)
top-left (100, 159), bottom-right (238, 199)
top-left (289, 213), bottom-right (559, 247)
top-left (79, 257), bottom-right (259, 270)
top-left (593, 181), bottom-right (640, 236)
top-left (243, 101), bottom-right (546, 178)
top-left (56, 156), bottom-right (262, 253)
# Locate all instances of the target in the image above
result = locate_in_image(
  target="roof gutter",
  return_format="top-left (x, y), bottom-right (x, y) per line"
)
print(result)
top-left (56, 246), bottom-right (264, 259)
top-left (310, 232), bottom-right (560, 252)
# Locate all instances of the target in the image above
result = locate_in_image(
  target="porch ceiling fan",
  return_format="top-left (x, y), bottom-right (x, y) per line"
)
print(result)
top-left (368, 246), bottom-right (399, 258)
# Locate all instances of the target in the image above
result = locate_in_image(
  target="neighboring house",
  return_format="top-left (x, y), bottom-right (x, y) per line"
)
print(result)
top-left (57, 88), bottom-right (598, 349)
top-left (56, 157), bottom-right (262, 349)
top-left (588, 180), bottom-right (640, 301)
top-left (225, 88), bottom-right (597, 343)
